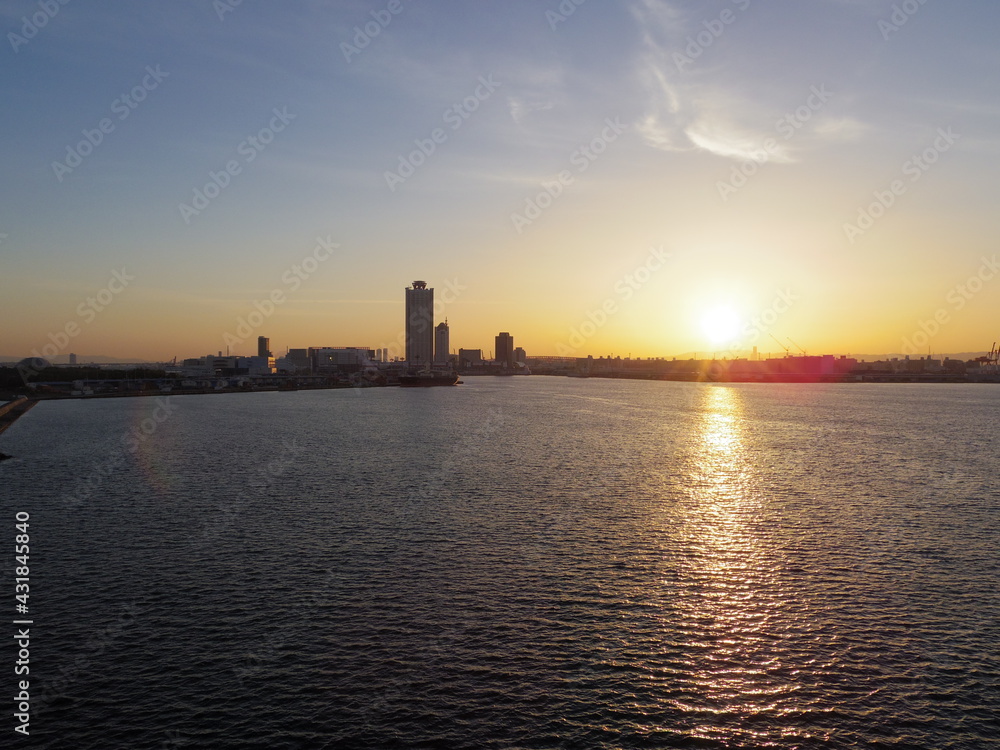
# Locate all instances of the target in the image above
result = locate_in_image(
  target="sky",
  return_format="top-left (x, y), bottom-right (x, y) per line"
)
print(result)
top-left (2, 0), bottom-right (999, 362)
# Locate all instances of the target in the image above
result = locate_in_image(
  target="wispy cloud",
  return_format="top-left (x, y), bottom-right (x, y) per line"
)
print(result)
top-left (629, 0), bottom-right (859, 163)
top-left (810, 116), bottom-right (868, 142)
top-left (687, 119), bottom-right (783, 162)
top-left (630, 0), bottom-right (767, 160)
top-left (508, 97), bottom-right (555, 125)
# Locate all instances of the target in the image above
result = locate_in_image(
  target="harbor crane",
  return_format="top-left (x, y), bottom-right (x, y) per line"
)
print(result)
top-left (973, 342), bottom-right (998, 367)
top-left (769, 334), bottom-right (790, 357)
top-left (787, 338), bottom-right (807, 356)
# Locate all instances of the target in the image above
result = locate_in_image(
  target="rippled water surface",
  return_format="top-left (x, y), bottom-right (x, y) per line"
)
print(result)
top-left (2, 378), bottom-right (999, 749)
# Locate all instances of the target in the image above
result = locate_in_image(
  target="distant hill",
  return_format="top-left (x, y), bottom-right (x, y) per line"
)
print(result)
top-left (597, 351), bottom-right (993, 363)
top-left (0, 355), bottom-right (156, 365)
top-left (849, 352), bottom-right (990, 362)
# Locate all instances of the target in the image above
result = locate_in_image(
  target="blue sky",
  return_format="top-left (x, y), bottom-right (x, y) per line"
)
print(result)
top-left (3, 0), bottom-right (999, 360)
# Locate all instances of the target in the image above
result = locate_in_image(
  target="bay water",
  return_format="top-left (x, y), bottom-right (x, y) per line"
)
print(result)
top-left (2, 378), bottom-right (998, 748)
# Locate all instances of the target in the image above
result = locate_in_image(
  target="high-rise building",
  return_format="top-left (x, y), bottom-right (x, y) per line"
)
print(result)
top-left (514, 347), bottom-right (526, 365)
top-left (434, 320), bottom-right (450, 365)
top-left (257, 336), bottom-right (271, 358)
top-left (405, 281), bottom-right (434, 367)
top-left (69, 353), bottom-right (77, 365)
top-left (495, 332), bottom-right (514, 369)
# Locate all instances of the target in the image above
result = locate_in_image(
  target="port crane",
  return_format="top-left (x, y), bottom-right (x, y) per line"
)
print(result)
top-left (769, 334), bottom-right (790, 357)
top-left (971, 342), bottom-right (999, 370)
top-left (787, 338), bottom-right (807, 356)
top-left (983, 342), bottom-right (999, 365)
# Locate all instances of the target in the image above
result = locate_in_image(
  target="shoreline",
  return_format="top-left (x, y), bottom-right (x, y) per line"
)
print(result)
top-left (530, 372), bottom-right (1000, 384)
top-left (0, 383), bottom-right (380, 404)
top-left (5, 372), bottom-right (1000, 408)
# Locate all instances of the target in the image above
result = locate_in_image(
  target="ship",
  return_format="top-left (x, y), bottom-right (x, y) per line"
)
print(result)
top-left (399, 371), bottom-right (460, 387)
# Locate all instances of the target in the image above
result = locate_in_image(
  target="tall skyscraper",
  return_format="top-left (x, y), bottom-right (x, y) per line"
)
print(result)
top-left (434, 320), bottom-right (450, 365)
top-left (495, 332), bottom-right (514, 369)
top-left (257, 336), bottom-right (271, 358)
top-left (405, 281), bottom-right (434, 367)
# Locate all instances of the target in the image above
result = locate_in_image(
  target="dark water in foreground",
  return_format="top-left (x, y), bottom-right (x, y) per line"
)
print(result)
top-left (2, 378), bottom-right (999, 749)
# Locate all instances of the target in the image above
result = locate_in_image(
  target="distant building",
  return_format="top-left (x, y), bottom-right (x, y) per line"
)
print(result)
top-left (459, 349), bottom-right (484, 367)
top-left (69, 353), bottom-right (77, 365)
top-left (181, 355), bottom-right (275, 377)
top-left (244, 355), bottom-right (276, 376)
top-left (257, 336), bottom-right (271, 358)
top-left (514, 347), bottom-right (526, 365)
top-left (311, 347), bottom-right (376, 373)
top-left (495, 332), bottom-right (514, 368)
top-left (405, 281), bottom-right (434, 367)
top-left (287, 348), bottom-right (311, 372)
top-left (434, 321), bottom-right (450, 365)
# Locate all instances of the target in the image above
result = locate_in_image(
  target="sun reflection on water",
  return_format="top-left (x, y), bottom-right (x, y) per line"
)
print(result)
top-left (664, 385), bottom-right (823, 746)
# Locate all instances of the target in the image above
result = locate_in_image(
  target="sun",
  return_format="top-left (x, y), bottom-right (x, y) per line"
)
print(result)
top-left (700, 306), bottom-right (743, 347)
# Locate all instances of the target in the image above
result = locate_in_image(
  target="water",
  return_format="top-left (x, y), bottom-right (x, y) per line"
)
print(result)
top-left (2, 378), bottom-right (999, 749)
